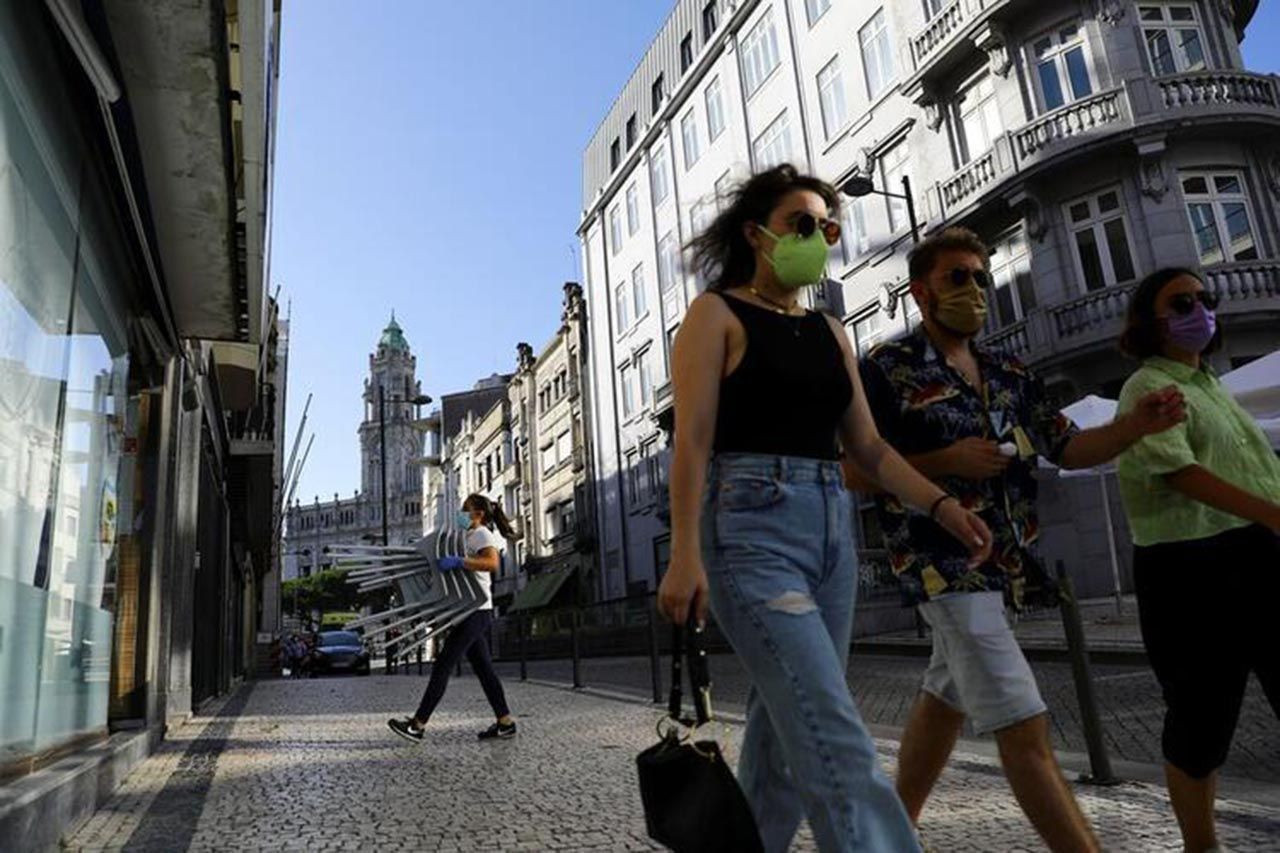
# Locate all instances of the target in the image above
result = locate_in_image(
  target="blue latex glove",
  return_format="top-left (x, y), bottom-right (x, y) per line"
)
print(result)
top-left (438, 555), bottom-right (465, 572)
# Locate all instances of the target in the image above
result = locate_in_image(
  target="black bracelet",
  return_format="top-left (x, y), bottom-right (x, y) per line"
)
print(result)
top-left (929, 494), bottom-right (954, 520)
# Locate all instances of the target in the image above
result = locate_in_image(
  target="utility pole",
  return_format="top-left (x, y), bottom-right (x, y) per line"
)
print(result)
top-left (379, 383), bottom-right (388, 546)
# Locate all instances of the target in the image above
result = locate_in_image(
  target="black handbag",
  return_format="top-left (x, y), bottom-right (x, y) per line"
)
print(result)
top-left (635, 619), bottom-right (764, 853)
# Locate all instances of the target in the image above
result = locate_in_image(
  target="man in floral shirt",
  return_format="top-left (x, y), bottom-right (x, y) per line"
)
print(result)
top-left (856, 227), bottom-right (1184, 851)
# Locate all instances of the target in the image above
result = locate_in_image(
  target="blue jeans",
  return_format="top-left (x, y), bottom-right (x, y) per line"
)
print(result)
top-left (702, 454), bottom-right (919, 853)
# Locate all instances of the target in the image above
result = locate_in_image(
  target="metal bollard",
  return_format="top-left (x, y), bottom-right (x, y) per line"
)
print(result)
top-left (1056, 560), bottom-right (1120, 785)
top-left (570, 609), bottom-right (583, 689)
top-left (647, 602), bottom-right (662, 704)
top-left (519, 615), bottom-right (528, 682)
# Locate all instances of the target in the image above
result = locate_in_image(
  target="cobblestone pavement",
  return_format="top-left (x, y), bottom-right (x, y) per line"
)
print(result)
top-left (66, 674), bottom-right (1279, 852)
top-left (488, 652), bottom-right (1280, 784)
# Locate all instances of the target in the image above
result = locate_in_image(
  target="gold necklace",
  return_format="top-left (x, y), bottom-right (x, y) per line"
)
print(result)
top-left (749, 287), bottom-right (800, 316)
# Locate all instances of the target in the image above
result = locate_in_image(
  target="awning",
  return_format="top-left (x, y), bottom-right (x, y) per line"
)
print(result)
top-left (508, 569), bottom-right (574, 613)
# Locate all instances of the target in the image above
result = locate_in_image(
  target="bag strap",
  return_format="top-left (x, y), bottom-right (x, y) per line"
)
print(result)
top-left (665, 616), bottom-right (712, 728)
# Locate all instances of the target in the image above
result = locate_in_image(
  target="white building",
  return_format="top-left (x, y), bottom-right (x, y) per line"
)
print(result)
top-left (284, 317), bottom-right (429, 574)
top-left (579, 0), bottom-right (1279, 601)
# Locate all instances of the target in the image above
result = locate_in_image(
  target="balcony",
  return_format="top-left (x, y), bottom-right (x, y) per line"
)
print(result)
top-left (927, 72), bottom-right (1280, 222)
top-left (978, 261), bottom-right (1280, 367)
top-left (910, 0), bottom-right (971, 71)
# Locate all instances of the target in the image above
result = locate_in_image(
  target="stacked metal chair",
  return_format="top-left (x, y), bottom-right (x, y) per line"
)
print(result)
top-left (329, 528), bottom-right (482, 664)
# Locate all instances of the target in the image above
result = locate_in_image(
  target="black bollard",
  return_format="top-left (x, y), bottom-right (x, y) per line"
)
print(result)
top-left (571, 608), bottom-right (583, 689)
top-left (417, 646), bottom-right (424, 676)
top-left (647, 600), bottom-right (662, 704)
top-left (1056, 560), bottom-right (1120, 786)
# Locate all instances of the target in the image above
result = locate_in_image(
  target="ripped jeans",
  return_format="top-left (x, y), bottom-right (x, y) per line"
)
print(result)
top-left (703, 454), bottom-right (919, 853)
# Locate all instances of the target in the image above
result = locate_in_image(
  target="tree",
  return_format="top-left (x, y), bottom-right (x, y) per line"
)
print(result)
top-left (283, 568), bottom-right (368, 617)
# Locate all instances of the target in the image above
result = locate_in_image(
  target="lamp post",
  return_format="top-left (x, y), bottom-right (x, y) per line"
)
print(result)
top-left (377, 385), bottom-right (432, 546)
top-left (841, 173), bottom-right (920, 244)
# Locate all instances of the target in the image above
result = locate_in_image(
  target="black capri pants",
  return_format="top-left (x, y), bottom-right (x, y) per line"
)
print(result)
top-left (1134, 524), bottom-right (1280, 778)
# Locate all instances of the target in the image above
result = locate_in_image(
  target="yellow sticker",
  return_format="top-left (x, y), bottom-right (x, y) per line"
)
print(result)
top-left (1012, 425), bottom-right (1036, 459)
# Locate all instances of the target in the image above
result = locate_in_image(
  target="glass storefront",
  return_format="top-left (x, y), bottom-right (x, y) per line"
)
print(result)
top-left (0, 4), bottom-right (131, 764)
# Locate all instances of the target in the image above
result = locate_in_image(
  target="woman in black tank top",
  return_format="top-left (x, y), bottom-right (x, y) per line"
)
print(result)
top-left (656, 166), bottom-right (992, 852)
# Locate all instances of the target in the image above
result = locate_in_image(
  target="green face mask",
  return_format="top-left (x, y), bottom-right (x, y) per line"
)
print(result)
top-left (758, 225), bottom-right (828, 291)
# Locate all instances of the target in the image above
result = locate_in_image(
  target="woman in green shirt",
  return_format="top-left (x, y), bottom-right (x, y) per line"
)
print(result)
top-left (1116, 267), bottom-right (1280, 853)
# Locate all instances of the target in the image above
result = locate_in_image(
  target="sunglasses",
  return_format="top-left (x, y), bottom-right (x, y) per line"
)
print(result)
top-left (790, 212), bottom-right (843, 246)
top-left (1168, 291), bottom-right (1219, 315)
top-left (943, 266), bottom-right (992, 289)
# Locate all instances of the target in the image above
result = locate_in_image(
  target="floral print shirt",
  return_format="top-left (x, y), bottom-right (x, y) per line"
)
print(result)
top-left (860, 330), bottom-right (1080, 608)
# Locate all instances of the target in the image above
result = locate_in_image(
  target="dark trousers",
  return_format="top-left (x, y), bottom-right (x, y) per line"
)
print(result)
top-left (1134, 524), bottom-right (1280, 778)
top-left (414, 610), bottom-right (510, 722)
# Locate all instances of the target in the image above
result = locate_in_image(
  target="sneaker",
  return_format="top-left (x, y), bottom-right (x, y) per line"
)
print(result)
top-left (387, 717), bottom-right (424, 744)
top-left (478, 720), bottom-right (517, 741)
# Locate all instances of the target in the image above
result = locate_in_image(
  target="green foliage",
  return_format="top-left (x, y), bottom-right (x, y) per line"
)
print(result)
top-left (282, 569), bottom-right (367, 616)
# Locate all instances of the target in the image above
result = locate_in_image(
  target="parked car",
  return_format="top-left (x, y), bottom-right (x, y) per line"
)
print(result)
top-left (309, 630), bottom-right (371, 676)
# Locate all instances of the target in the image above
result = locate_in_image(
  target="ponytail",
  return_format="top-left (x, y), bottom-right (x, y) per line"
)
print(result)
top-left (463, 493), bottom-right (523, 541)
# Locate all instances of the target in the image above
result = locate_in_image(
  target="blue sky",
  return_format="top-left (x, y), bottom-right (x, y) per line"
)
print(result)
top-left (276, 1), bottom-right (1280, 504)
top-left (274, 1), bottom-right (672, 503)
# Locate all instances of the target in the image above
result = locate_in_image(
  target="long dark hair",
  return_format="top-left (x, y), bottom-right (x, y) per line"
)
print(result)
top-left (463, 493), bottom-right (521, 541)
top-left (1118, 267), bottom-right (1221, 359)
top-left (686, 164), bottom-right (840, 292)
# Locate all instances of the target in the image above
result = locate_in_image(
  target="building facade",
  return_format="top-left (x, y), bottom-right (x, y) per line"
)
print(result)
top-left (505, 283), bottom-right (601, 607)
top-left (578, 0), bottom-right (1277, 600)
top-left (283, 317), bottom-right (428, 577)
top-left (0, 1), bottom-right (283, 846)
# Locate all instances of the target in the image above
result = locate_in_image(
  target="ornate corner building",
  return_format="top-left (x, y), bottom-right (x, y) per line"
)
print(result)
top-left (577, 0), bottom-right (1277, 601)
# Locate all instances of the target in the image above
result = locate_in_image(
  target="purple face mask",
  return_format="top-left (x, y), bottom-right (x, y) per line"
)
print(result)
top-left (1165, 301), bottom-right (1217, 353)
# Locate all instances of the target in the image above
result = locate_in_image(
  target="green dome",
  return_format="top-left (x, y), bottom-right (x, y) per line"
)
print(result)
top-left (379, 312), bottom-right (410, 352)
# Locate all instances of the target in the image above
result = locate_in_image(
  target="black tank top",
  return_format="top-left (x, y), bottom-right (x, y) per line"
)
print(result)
top-left (713, 293), bottom-right (853, 460)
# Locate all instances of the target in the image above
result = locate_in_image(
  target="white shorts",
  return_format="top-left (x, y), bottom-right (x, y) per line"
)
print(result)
top-left (918, 591), bottom-right (1047, 735)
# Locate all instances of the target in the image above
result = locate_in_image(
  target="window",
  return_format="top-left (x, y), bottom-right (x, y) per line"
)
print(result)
top-left (637, 350), bottom-right (654, 409)
top-left (879, 140), bottom-right (910, 232)
top-left (924, 0), bottom-right (946, 18)
top-left (705, 76), bottom-right (726, 141)
top-left (654, 535), bottom-right (672, 584)
top-left (541, 444), bottom-right (555, 474)
top-left (658, 231), bottom-right (679, 302)
top-left (806, 0), bottom-right (832, 26)
top-left (626, 184), bottom-right (640, 235)
top-left (609, 207), bottom-right (622, 254)
top-left (690, 201), bottom-right (714, 292)
top-left (741, 8), bottom-right (781, 96)
top-left (638, 441), bottom-right (655, 502)
top-left (817, 56), bottom-right (848, 140)
top-left (1065, 188), bottom-right (1137, 291)
top-left (615, 282), bottom-right (630, 330)
top-left (626, 451), bottom-right (640, 502)
top-left (1140, 4), bottom-right (1206, 75)
top-left (714, 171), bottom-right (735, 212)
top-left (859, 9), bottom-right (896, 99)
top-left (853, 310), bottom-right (889, 356)
top-left (681, 33), bottom-right (694, 74)
top-left (1181, 171), bottom-right (1258, 264)
top-left (626, 113), bottom-right (638, 149)
top-left (702, 2), bottom-right (718, 41)
top-left (681, 110), bottom-right (701, 170)
top-left (620, 364), bottom-right (635, 417)
top-left (955, 71), bottom-right (1003, 162)
top-left (839, 196), bottom-right (870, 263)
top-left (610, 138), bottom-right (621, 171)
top-left (632, 263), bottom-right (648, 320)
top-left (987, 228), bottom-right (1037, 328)
top-left (1031, 22), bottom-right (1093, 112)
top-left (556, 431), bottom-right (572, 465)
top-left (753, 110), bottom-right (793, 171)
top-left (652, 73), bottom-right (666, 113)
top-left (650, 145), bottom-right (670, 205)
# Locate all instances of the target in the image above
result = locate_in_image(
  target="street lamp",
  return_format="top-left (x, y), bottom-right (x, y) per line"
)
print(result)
top-left (377, 385), bottom-right (432, 546)
top-left (841, 173), bottom-right (920, 244)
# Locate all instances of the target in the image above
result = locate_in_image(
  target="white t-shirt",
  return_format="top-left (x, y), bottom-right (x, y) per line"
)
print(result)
top-left (465, 526), bottom-right (504, 611)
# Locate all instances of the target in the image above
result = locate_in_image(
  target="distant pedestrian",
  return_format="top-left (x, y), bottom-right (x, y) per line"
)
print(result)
top-left (854, 227), bottom-right (1184, 852)
top-left (388, 494), bottom-right (521, 743)
top-left (657, 165), bottom-right (994, 852)
top-left (1115, 267), bottom-right (1280, 853)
